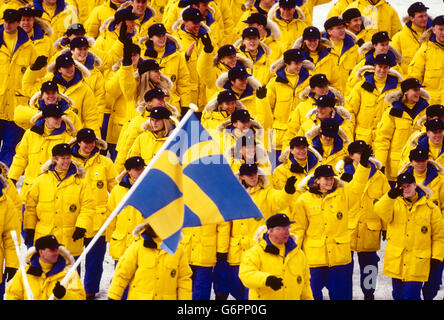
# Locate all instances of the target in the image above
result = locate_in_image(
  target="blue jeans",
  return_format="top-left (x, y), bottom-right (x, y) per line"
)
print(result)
top-left (352, 251), bottom-right (380, 297)
top-left (190, 265), bottom-right (213, 300)
top-left (309, 261), bottom-right (354, 300)
top-left (84, 236), bottom-right (107, 295)
top-left (392, 278), bottom-right (423, 300)
top-left (0, 120), bottom-right (24, 167)
top-left (422, 261), bottom-right (444, 300)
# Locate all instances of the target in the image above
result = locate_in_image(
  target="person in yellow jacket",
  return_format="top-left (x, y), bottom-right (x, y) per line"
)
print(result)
top-left (68, 128), bottom-right (117, 300)
top-left (23, 143), bottom-right (95, 260)
top-left (266, 0), bottom-right (307, 50)
top-left (408, 16), bottom-right (444, 105)
top-left (235, 0), bottom-right (275, 33)
top-left (272, 136), bottom-right (322, 191)
top-left (292, 145), bottom-right (372, 300)
top-left (213, 163), bottom-right (297, 300)
top-left (116, 0), bottom-right (157, 44)
top-left (108, 222), bottom-right (192, 300)
top-left (390, 2), bottom-right (433, 77)
top-left (267, 48), bottom-right (315, 159)
top-left (239, 214), bottom-right (313, 300)
top-left (374, 171), bottom-right (444, 300)
top-left (344, 0), bottom-right (402, 38)
top-left (69, 0), bottom-right (103, 25)
top-left (51, 23), bottom-right (94, 58)
top-left (32, 0), bottom-right (78, 41)
top-left (138, 22), bottom-right (191, 111)
top-left (291, 26), bottom-right (341, 90)
top-left (335, 140), bottom-right (389, 300)
top-left (233, 26), bottom-right (272, 86)
top-left (345, 54), bottom-right (404, 144)
top-left (304, 117), bottom-right (350, 170)
top-left (345, 31), bottom-right (403, 97)
top-left (0, 173), bottom-right (20, 300)
top-left (0, 10), bottom-right (37, 167)
top-left (5, 235), bottom-right (86, 300)
top-left (321, 16), bottom-right (359, 93)
top-left (8, 103), bottom-right (76, 202)
top-left (373, 77), bottom-right (430, 184)
top-left (84, 0), bottom-right (126, 39)
top-left (341, 7), bottom-right (374, 47)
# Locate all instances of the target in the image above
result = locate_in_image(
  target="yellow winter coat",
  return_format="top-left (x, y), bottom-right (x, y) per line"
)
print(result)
top-left (374, 186), bottom-right (444, 282)
top-left (335, 157), bottom-right (390, 252)
top-left (373, 92), bottom-right (430, 181)
top-left (108, 224), bottom-right (192, 300)
top-left (0, 27), bottom-right (37, 120)
top-left (327, 0), bottom-right (354, 18)
top-left (345, 66), bottom-right (403, 144)
top-left (84, 0), bottom-right (118, 38)
top-left (24, 160), bottom-right (95, 257)
top-left (266, 58), bottom-right (314, 150)
top-left (408, 28), bottom-right (444, 105)
top-left (69, 138), bottom-right (117, 238)
top-left (5, 245), bottom-right (85, 300)
top-left (26, 18), bottom-right (53, 59)
top-left (0, 162), bottom-right (22, 224)
top-left (8, 114), bottom-right (76, 200)
top-left (224, 140), bottom-right (273, 176)
top-left (344, 0), bottom-right (402, 38)
top-left (239, 226), bottom-right (313, 300)
top-left (292, 163), bottom-right (370, 267)
top-left (117, 1), bottom-right (157, 44)
top-left (106, 172), bottom-right (145, 261)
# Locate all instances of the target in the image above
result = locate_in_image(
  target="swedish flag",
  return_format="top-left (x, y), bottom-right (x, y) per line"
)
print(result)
top-left (118, 112), bottom-right (263, 253)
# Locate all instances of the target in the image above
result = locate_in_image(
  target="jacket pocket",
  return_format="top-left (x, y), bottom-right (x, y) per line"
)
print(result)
top-left (330, 235), bottom-right (351, 266)
top-left (383, 242), bottom-right (404, 275)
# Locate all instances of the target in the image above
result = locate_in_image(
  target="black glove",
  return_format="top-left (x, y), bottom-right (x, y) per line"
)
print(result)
top-left (359, 144), bottom-right (373, 167)
top-left (388, 186), bottom-right (403, 199)
top-left (431, 259), bottom-right (442, 271)
top-left (118, 21), bottom-right (129, 44)
top-left (381, 230), bottom-right (387, 241)
top-left (216, 252), bottom-right (228, 262)
top-left (265, 276), bottom-right (283, 291)
top-left (24, 229), bottom-right (35, 247)
top-left (122, 40), bottom-right (133, 66)
top-left (200, 32), bottom-right (213, 53)
top-left (256, 86), bottom-right (267, 99)
top-left (4, 267), bottom-right (17, 282)
top-left (284, 176), bottom-right (297, 194)
top-left (290, 163), bottom-right (305, 173)
top-left (72, 227), bottom-right (86, 241)
top-left (53, 281), bottom-right (66, 299)
top-left (30, 56), bottom-right (48, 71)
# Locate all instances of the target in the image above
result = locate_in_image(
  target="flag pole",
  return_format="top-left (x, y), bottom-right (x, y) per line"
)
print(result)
top-left (10, 230), bottom-right (34, 300)
top-left (48, 104), bottom-right (198, 300)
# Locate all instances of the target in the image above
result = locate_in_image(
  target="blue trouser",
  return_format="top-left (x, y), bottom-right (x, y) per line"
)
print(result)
top-left (309, 261), bottom-right (353, 300)
top-left (422, 261), bottom-right (444, 300)
top-left (0, 272), bottom-right (6, 300)
top-left (392, 278), bottom-right (423, 300)
top-left (84, 236), bottom-right (106, 295)
top-left (213, 262), bottom-right (249, 300)
top-left (108, 143), bottom-right (117, 161)
top-left (190, 265), bottom-right (213, 300)
top-left (0, 120), bottom-right (25, 167)
top-left (352, 251), bottom-right (380, 297)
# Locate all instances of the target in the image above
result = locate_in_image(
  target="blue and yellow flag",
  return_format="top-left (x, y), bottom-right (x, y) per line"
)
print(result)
top-left (118, 113), bottom-right (263, 253)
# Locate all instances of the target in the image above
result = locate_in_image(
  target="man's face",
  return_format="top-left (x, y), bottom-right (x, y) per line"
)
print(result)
top-left (240, 172), bottom-right (259, 187)
top-left (427, 129), bottom-right (444, 145)
top-left (304, 38), bottom-right (319, 52)
top-left (401, 182), bottom-right (416, 199)
top-left (220, 54), bottom-right (237, 68)
top-left (42, 90), bottom-right (58, 104)
top-left (280, 7), bottom-right (295, 21)
top-left (233, 119), bottom-right (251, 133)
top-left (183, 20), bottom-right (201, 35)
top-left (219, 100), bottom-right (236, 114)
top-left (71, 46), bottom-right (89, 63)
top-left (290, 145), bottom-right (308, 161)
top-left (231, 77), bottom-right (248, 92)
top-left (45, 116), bottom-right (63, 129)
top-left (243, 36), bottom-right (260, 52)
top-left (374, 41), bottom-right (389, 55)
top-left (433, 24), bottom-right (444, 43)
top-left (58, 64), bottom-right (76, 80)
top-left (410, 10), bottom-right (429, 29)
top-left (128, 166), bottom-right (145, 181)
top-left (192, 2), bottom-right (210, 17)
top-left (286, 60), bottom-right (303, 74)
top-left (268, 225), bottom-right (291, 244)
top-left (39, 247), bottom-right (59, 264)
top-left (412, 159), bottom-right (427, 173)
top-left (345, 16), bottom-right (362, 33)
top-left (327, 24), bottom-right (345, 40)
top-left (132, 0), bottom-right (147, 16)
top-left (374, 63), bottom-right (390, 78)
top-left (349, 151), bottom-right (361, 163)
top-left (20, 15), bottom-right (34, 33)
top-left (3, 20), bottom-right (19, 34)
top-left (150, 33), bottom-right (167, 48)
top-left (316, 106), bottom-right (333, 120)
top-left (312, 84), bottom-right (329, 98)
top-left (54, 154), bottom-right (72, 171)
top-left (78, 140), bottom-right (96, 155)
top-left (404, 87), bottom-right (421, 103)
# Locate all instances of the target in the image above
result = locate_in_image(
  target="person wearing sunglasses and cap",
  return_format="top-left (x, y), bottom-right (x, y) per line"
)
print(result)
top-left (292, 143), bottom-right (372, 300)
top-left (238, 213), bottom-right (313, 300)
top-left (374, 170), bottom-right (444, 300)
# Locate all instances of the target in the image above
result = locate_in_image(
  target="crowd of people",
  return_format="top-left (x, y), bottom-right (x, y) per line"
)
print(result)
top-left (0, 0), bottom-right (442, 301)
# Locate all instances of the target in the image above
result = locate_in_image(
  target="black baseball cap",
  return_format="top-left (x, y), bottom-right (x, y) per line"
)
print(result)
top-left (65, 23), bottom-right (86, 36)
top-left (182, 7), bottom-right (205, 22)
top-left (243, 13), bottom-right (267, 26)
top-left (314, 164), bottom-right (336, 178)
top-left (125, 156), bottom-right (146, 170)
top-left (309, 74), bottom-right (329, 88)
top-left (371, 31), bottom-right (390, 44)
top-left (397, 171), bottom-right (415, 185)
top-left (149, 106), bottom-right (172, 119)
top-left (266, 213), bottom-right (295, 229)
top-left (290, 136), bottom-right (309, 148)
top-left (324, 16), bottom-right (344, 31)
top-left (76, 128), bottom-right (96, 142)
top-left (52, 143), bottom-right (71, 156)
top-left (3, 9), bottom-right (21, 22)
top-left (55, 53), bottom-right (75, 69)
top-left (35, 235), bottom-right (61, 251)
top-left (217, 90), bottom-right (237, 104)
top-left (18, 7), bottom-right (42, 18)
top-left (401, 78), bottom-right (424, 93)
top-left (231, 109), bottom-right (251, 123)
top-left (408, 2), bottom-right (429, 17)
top-left (242, 27), bottom-right (260, 39)
top-left (279, 0), bottom-right (296, 8)
top-left (409, 147), bottom-right (428, 161)
top-left (41, 81), bottom-right (59, 93)
top-left (320, 118), bottom-right (339, 137)
top-left (138, 59), bottom-right (163, 76)
top-left (342, 8), bottom-right (361, 23)
top-left (148, 23), bottom-right (167, 37)
top-left (228, 66), bottom-right (250, 81)
top-left (69, 36), bottom-right (90, 49)
top-left (374, 53), bottom-right (392, 66)
top-left (425, 118), bottom-right (444, 132)
top-left (314, 93), bottom-right (336, 108)
top-left (144, 88), bottom-right (167, 102)
top-left (433, 15), bottom-right (444, 26)
top-left (283, 48), bottom-right (305, 64)
top-left (239, 163), bottom-right (258, 175)
top-left (348, 140), bottom-right (366, 154)
top-left (303, 26), bottom-right (321, 40)
top-left (426, 105), bottom-right (444, 118)
top-left (217, 45), bottom-right (237, 59)
top-left (42, 104), bottom-right (65, 118)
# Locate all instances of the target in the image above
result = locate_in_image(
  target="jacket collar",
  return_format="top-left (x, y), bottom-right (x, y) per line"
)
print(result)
top-left (34, 0), bottom-right (66, 17)
top-left (288, 149), bottom-right (319, 172)
top-left (145, 37), bottom-right (177, 58)
top-left (32, 24), bottom-right (45, 41)
top-left (343, 160), bottom-right (377, 179)
top-left (119, 173), bottom-right (133, 189)
top-left (417, 134), bottom-right (444, 157)
top-left (52, 67), bottom-right (83, 88)
top-left (404, 163), bottom-right (439, 187)
top-left (48, 162), bottom-right (79, 182)
top-left (364, 49), bottom-right (397, 67)
top-left (312, 133), bottom-right (344, 158)
top-left (322, 32), bottom-right (355, 56)
top-left (31, 117), bottom-right (67, 136)
top-left (262, 232), bottom-right (297, 257)
top-left (392, 97), bottom-right (429, 118)
top-left (70, 144), bottom-right (100, 162)
top-left (27, 252), bottom-right (66, 277)
top-left (276, 66), bottom-right (309, 86)
top-left (362, 71), bottom-right (399, 93)
top-left (0, 26), bottom-right (29, 54)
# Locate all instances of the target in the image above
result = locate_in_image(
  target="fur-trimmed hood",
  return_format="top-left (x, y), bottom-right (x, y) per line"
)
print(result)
top-left (269, 57), bottom-right (315, 74)
top-left (355, 64), bottom-right (404, 83)
top-left (204, 97), bottom-right (247, 113)
top-left (138, 33), bottom-right (183, 51)
top-left (398, 158), bottom-right (444, 176)
top-left (298, 85), bottom-right (344, 105)
top-left (267, 2), bottom-right (305, 22)
top-left (304, 104), bottom-right (352, 123)
top-left (40, 158), bottom-right (86, 178)
top-left (357, 41), bottom-right (402, 63)
top-left (296, 172), bottom-right (345, 192)
top-left (419, 27), bottom-right (434, 43)
top-left (47, 56), bottom-right (91, 78)
top-left (225, 141), bottom-right (270, 165)
top-left (213, 53), bottom-right (253, 70)
top-left (292, 36), bottom-right (333, 50)
top-left (29, 112), bottom-right (76, 135)
top-left (278, 145), bottom-right (323, 164)
top-left (305, 122), bottom-right (351, 145)
top-left (384, 87), bottom-right (430, 104)
top-left (59, 47), bottom-right (103, 68)
top-left (29, 90), bottom-right (74, 108)
top-left (215, 71), bottom-right (262, 91)
top-left (26, 245), bottom-right (75, 267)
top-left (235, 167), bottom-right (269, 188)
top-left (34, 17), bottom-right (54, 37)
top-left (53, 35), bottom-right (95, 50)
top-left (253, 225), bottom-right (298, 246)
top-left (67, 136), bottom-right (108, 151)
top-left (233, 38), bottom-right (272, 57)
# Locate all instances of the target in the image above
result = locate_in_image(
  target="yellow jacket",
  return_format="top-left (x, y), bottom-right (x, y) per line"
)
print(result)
top-left (292, 163), bottom-right (371, 267)
top-left (374, 186), bottom-right (444, 282)
top-left (24, 160), bottom-right (95, 257)
top-left (108, 223), bottom-right (192, 300)
top-left (84, 0), bottom-right (118, 38)
top-left (6, 245), bottom-right (85, 300)
top-left (239, 226), bottom-right (313, 300)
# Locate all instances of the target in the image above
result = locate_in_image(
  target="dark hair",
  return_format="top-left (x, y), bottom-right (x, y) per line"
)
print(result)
top-left (301, 41), bottom-right (326, 55)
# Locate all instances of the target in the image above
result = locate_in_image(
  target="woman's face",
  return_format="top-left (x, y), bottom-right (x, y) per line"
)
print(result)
top-left (304, 38), bottom-right (319, 52)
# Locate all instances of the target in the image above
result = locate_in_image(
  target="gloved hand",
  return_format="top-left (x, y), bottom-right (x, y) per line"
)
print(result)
top-left (53, 281), bottom-right (66, 299)
top-left (381, 230), bottom-right (387, 241)
top-left (24, 229), bottom-right (35, 247)
top-left (284, 176), bottom-right (297, 194)
top-left (118, 21), bottom-right (130, 44)
top-left (359, 143), bottom-right (373, 167)
top-left (290, 163), bottom-right (305, 173)
top-left (122, 40), bottom-right (133, 66)
top-left (431, 258), bottom-right (442, 271)
top-left (256, 86), bottom-right (267, 99)
top-left (265, 276), bottom-right (283, 291)
top-left (388, 186), bottom-right (403, 199)
top-left (200, 32), bottom-right (213, 53)
top-left (216, 252), bottom-right (228, 262)
top-left (72, 227), bottom-right (86, 241)
top-left (4, 267), bottom-right (17, 282)
top-left (30, 56), bottom-right (48, 71)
